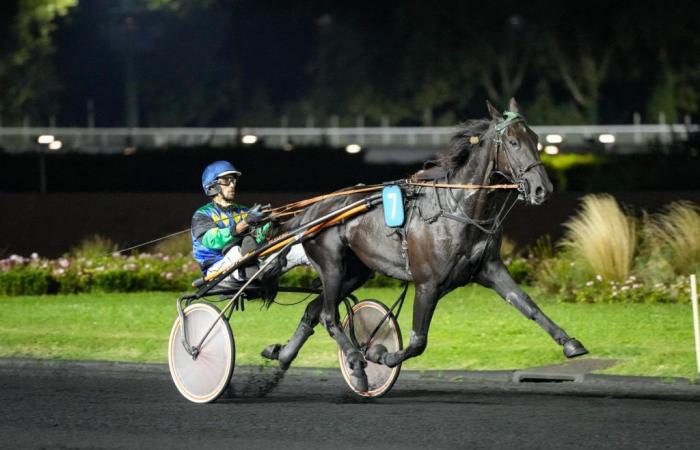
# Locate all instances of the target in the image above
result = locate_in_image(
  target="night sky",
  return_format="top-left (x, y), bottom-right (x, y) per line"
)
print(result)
top-left (3, 0), bottom-right (700, 127)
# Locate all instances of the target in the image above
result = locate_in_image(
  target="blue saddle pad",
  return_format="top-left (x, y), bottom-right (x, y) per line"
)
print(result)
top-left (382, 185), bottom-right (405, 227)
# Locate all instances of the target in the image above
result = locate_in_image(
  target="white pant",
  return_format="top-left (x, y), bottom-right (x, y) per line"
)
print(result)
top-left (206, 243), bottom-right (309, 282)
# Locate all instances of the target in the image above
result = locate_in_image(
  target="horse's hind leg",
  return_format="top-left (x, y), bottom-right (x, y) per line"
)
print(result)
top-left (477, 259), bottom-right (588, 358)
top-left (261, 253), bottom-right (371, 371)
top-left (307, 245), bottom-right (372, 391)
top-left (261, 294), bottom-right (322, 369)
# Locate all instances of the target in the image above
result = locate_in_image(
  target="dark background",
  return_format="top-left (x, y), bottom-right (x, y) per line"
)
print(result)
top-left (2, 0), bottom-right (700, 128)
top-left (1, 1), bottom-right (699, 256)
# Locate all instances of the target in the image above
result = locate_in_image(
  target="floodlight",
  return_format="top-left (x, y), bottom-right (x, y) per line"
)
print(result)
top-left (345, 144), bottom-right (362, 154)
top-left (544, 145), bottom-right (559, 155)
top-left (241, 134), bottom-right (258, 144)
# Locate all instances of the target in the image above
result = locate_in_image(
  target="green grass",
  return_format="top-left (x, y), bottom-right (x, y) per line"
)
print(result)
top-left (0, 286), bottom-right (697, 380)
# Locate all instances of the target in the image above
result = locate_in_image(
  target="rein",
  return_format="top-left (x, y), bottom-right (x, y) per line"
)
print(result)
top-left (267, 180), bottom-right (519, 220)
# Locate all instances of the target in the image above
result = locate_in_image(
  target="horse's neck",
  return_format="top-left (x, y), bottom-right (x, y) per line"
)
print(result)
top-left (449, 144), bottom-right (497, 220)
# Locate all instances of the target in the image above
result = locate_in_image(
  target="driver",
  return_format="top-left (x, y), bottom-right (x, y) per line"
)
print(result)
top-left (191, 160), bottom-right (309, 288)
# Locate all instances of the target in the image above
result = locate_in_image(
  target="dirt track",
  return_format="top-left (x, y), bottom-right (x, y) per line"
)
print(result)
top-left (1, 361), bottom-right (699, 449)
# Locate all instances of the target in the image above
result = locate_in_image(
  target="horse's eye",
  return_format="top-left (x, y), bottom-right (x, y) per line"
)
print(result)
top-left (509, 139), bottom-right (519, 148)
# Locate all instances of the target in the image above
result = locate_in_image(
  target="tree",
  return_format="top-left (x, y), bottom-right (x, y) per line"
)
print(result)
top-left (0, 0), bottom-right (77, 124)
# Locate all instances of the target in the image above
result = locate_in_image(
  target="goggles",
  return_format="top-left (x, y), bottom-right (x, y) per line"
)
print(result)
top-left (216, 175), bottom-right (238, 186)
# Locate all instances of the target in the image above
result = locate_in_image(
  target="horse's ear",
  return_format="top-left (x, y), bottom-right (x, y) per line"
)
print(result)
top-left (486, 100), bottom-right (502, 120)
top-left (509, 97), bottom-right (519, 113)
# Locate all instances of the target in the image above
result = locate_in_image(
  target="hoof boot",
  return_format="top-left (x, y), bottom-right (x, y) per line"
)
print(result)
top-left (563, 338), bottom-right (588, 359)
top-left (350, 369), bottom-right (368, 393)
top-left (261, 344), bottom-right (281, 361)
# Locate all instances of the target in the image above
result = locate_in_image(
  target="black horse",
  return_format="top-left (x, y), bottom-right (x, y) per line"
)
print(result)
top-left (262, 99), bottom-right (588, 390)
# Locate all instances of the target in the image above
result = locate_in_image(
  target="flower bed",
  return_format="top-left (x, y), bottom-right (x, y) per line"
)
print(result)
top-left (529, 197), bottom-right (699, 303)
top-left (0, 253), bottom-right (196, 295)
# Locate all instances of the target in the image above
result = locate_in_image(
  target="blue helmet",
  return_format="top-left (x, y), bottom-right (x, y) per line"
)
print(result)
top-left (201, 160), bottom-right (242, 196)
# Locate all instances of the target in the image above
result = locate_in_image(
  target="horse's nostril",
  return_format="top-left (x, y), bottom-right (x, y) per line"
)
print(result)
top-left (535, 186), bottom-right (544, 197)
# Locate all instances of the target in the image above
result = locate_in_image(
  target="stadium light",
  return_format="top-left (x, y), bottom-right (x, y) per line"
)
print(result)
top-left (241, 134), bottom-right (258, 144)
top-left (546, 134), bottom-right (563, 144)
top-left (48, 140), bottom-right (62, 151)
top-left (537, 143), bottom-right (543, 151)
top-left (598, 134), bottom-right (615, 144)
top-left (37, 135), bottom-right (55, 144)
top-left (345, 143), bottom-right (362, 154)
top-left (544, 145), bottom-right (559, 155)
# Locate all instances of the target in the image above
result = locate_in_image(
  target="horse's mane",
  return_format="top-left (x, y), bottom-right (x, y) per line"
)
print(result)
top-left (417, 119), bottom-right (491, 176)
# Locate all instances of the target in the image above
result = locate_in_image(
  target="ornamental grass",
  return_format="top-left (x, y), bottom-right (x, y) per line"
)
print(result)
top-left (560, 194), bottom-right (636, 282)
top-left (647, 201), bottom-right (700, 276)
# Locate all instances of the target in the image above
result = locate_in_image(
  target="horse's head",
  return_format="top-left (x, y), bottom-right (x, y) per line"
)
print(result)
top-left (486, 98), bottom-right (553, 205)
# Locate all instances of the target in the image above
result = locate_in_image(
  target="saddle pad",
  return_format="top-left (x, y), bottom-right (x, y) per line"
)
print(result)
top-left (382, 185), bottom-right (405, 227)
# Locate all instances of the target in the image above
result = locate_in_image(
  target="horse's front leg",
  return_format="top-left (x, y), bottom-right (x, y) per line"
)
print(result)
top-left (367, 282), bottom-right (440, 368)
top-left (476, 259), bottom-right (588, 358)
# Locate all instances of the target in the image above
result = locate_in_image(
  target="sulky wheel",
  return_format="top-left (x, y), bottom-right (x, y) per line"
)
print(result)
top-left (338, 299), bottom-right (403, 397)
top-left (168, 303), bottom-right (235, 403)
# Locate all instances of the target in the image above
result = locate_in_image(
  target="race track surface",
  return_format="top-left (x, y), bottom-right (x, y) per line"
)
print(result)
top-left (1, 361), bottom-right (699, 449)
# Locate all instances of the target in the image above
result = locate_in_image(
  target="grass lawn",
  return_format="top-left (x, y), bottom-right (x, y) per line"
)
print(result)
top-left (0, 286), bottom-right (697, 380)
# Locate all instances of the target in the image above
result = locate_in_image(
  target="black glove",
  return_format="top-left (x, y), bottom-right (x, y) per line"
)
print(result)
top-left (245, 204), bottom-right (267, 226)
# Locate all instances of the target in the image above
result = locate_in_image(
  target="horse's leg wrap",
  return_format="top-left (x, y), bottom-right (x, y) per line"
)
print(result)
top-left (261, 296), bottom-right (322, 367)
top-left (277, 322), bottom-right (315, 370)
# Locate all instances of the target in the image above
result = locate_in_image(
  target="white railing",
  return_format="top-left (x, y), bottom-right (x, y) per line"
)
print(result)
top-left (0, 123), bottom-right (697, 154)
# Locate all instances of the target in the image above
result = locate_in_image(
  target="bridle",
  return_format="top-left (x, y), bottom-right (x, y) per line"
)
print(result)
top-left (491, 111), bottom-right (544, 200)
top-left (420, 110), bottom-right (544, 234)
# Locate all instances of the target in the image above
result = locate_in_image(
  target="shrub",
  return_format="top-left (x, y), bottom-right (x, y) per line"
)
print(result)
top-left (500, 235), bottom-right (519, 260)
top-left (0, 269), bottom-right (53, 296)
top-left (70, 235), bottom-right (117, 259)
top-left (506, 258), bottom-right (533, 284)
top-left (152, 231), bottom-right (193, 257)
top-left (647, 201), bottom-right (700, 276)
top-left (279, 266), bottom-right (318, 288)
top-left (568, 274), bottom-right (691, 304)
top-left (560, 194), bottom-right (636, 281)
top-left (0, 252), bottom-right (197, 295)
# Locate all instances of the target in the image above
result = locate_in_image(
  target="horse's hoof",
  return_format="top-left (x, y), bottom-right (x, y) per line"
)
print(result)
top-left (563, 338), bottom-right (588, 359)
top-left (261, 344), bottom-right (281, 361)
top-left (350, 368), bottom-right (369, 393)
top-left (365, 344), bottom-right (388, 364)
